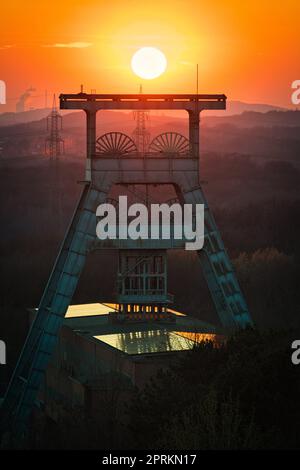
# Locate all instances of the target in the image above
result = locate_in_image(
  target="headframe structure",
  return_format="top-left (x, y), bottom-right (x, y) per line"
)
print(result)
top-left (0, 92), bottom-right (253, 447)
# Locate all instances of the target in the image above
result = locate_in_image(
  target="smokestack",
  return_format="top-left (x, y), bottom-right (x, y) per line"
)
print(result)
top-left (16, 87), bottom-right (36, 113)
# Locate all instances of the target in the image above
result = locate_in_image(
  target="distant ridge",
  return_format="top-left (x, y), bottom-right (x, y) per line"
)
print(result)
top-left (0, 108), bottom-right (52, 126)
top-left (206, 100), bottom-right (286, 117)
top-left (0, 100), bottom-right (287, 127)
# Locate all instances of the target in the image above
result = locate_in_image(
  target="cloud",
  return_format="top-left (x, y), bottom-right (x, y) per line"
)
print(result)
top-left (43, 42), bottom-right (93, 48)
top-left (0, 45), bottom-right (15, 50)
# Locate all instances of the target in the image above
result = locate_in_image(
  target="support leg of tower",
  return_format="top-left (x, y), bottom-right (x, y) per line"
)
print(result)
top-left (183, 186), bottom-right (253, 330)
top-left (0, 183), bottom-right (107, 446)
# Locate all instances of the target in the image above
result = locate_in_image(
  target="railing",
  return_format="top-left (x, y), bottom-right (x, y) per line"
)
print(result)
top-left (93, 151), bottom-right (194, 159)
top-left (118, 291), bottom-right (174, 303)
top-left (60, 93), bottom-right (227, 103)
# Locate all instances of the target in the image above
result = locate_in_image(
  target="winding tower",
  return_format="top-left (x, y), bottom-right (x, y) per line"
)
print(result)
top-left (0, 92), bottom-right (253, 446)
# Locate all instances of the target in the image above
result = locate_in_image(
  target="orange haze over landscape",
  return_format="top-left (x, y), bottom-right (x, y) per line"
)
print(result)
top-left (1, 0), bottom-right (300, 111)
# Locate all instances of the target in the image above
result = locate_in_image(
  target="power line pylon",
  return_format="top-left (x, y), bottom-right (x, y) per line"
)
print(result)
top-left (45, 95), bottom-right (64, 159)
top-left (45, 94), bottom-right (64, 230)
top-left (132, 85), bottom-right (150, 155)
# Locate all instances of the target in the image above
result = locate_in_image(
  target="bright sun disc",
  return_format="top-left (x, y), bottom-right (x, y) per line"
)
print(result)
top-left (131, 47), bottom-right (167, 80)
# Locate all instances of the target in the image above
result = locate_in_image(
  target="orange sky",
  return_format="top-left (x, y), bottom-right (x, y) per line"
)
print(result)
top-left (1, 0), bottom-right (299, 111)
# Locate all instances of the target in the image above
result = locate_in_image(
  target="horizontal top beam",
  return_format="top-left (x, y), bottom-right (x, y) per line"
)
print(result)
top-left (59, 93), bottom-right (227, 112)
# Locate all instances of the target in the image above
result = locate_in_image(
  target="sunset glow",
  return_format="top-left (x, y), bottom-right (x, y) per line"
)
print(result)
top-left (0, 0), bottom-right (299, 110)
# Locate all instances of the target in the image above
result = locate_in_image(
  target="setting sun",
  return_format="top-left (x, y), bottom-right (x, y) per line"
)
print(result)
top-left (131, 47), bottom-right (167, 80)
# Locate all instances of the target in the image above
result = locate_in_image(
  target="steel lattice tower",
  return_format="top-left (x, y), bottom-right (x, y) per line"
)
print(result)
top-left (132, 85), bottom-right (150, 154)
top-left (45, 95), bottom-right (64, 159)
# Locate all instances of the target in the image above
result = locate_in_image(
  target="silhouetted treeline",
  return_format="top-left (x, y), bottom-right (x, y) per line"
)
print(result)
top-left (128, 329), bottom-right (300, 450)
top-left (32, 329), bottom-right (300, 449)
